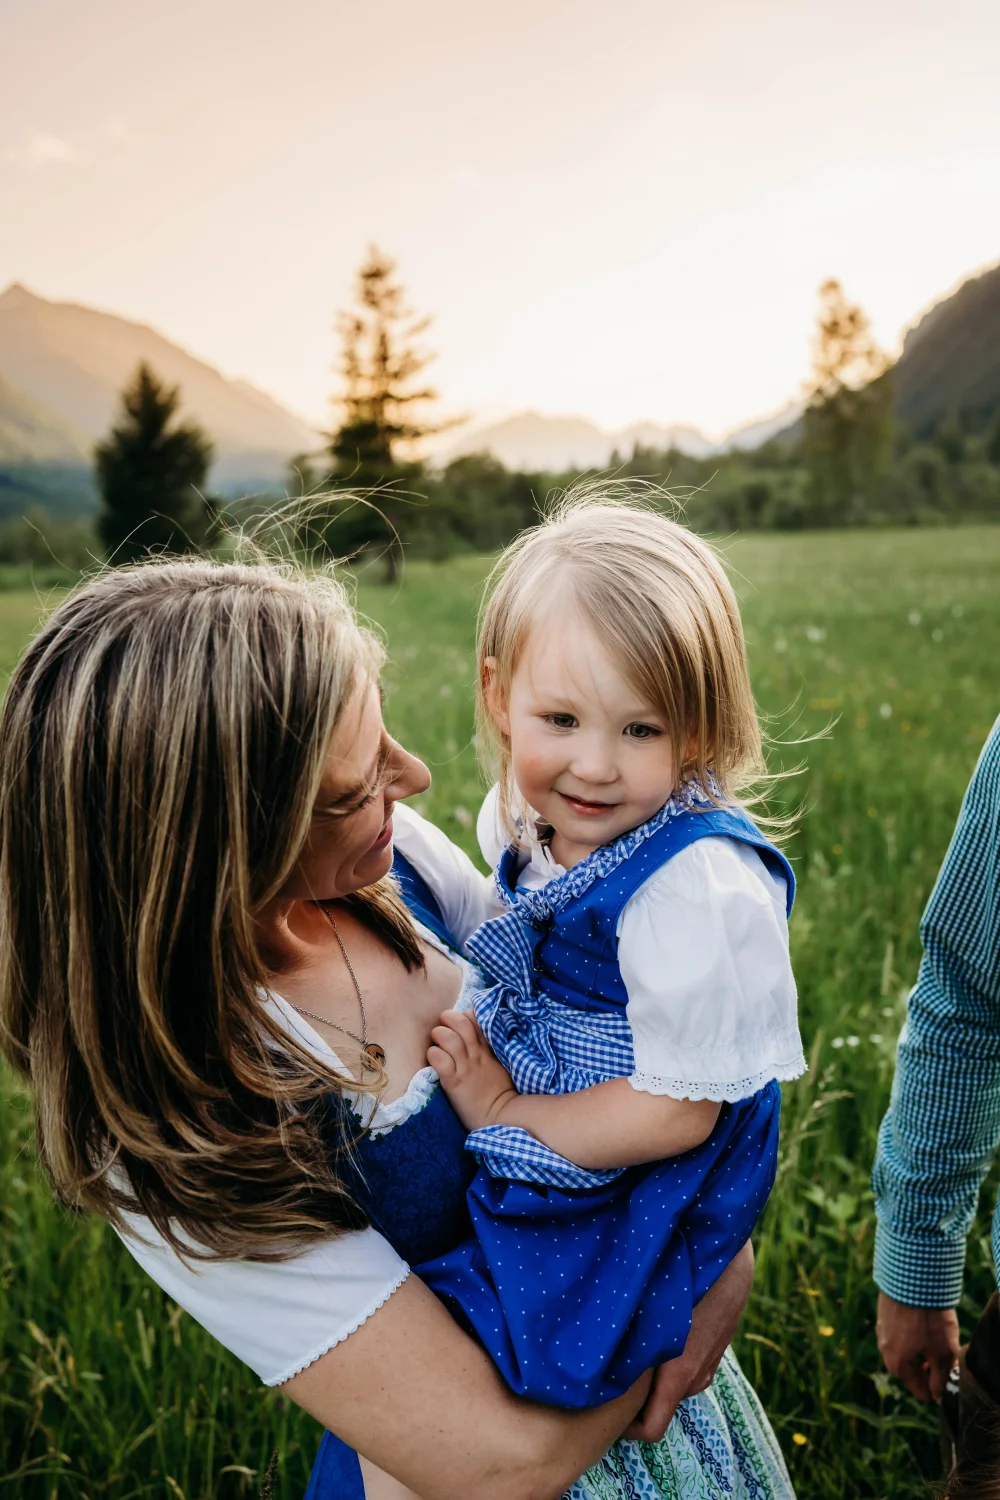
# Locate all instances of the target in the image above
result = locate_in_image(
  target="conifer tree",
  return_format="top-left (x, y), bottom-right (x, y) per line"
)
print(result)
top-left (802, 279), bottom-right (894, 524)
top-left (325, 247), bottom-right (450, 578)
top-left (96, 363), bottom-right (215, 564)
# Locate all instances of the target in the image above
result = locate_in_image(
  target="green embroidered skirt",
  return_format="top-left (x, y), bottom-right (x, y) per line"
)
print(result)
top-left (565, 1349), bottom-right (795, 1499)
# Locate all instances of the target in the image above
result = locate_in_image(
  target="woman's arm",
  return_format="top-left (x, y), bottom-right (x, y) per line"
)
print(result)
top-left (283, 1273), bottom-right (650, 1500)
top-left (430, 1009), bottom-right (720, 1168)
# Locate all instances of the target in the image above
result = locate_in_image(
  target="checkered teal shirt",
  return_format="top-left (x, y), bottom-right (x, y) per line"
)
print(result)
top-left (873, 717), bottom-right (1000, 1307)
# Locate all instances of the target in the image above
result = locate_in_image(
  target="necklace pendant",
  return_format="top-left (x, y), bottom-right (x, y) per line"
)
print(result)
top-left (362, 1042), bottom-right (386, 1072)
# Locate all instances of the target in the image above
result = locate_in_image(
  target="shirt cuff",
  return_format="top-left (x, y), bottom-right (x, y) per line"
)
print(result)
top-left (873, 1221), bottom-right (966, 1308)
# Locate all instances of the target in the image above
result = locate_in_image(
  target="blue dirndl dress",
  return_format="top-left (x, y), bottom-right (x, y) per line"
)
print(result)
top-left (306, 841), bottom-right (796, 1500)
top-left (417, 790), bottom-right (795, 1410)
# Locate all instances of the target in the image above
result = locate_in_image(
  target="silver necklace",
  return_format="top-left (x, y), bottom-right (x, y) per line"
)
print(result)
top-left (290, 907), bottom-right (386, 1073)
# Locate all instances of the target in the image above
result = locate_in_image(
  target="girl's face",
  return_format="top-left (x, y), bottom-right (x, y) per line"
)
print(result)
top-left (281, 679), bottom-right (430, 900)
top-left (490, 609), bottom-right (679, 866)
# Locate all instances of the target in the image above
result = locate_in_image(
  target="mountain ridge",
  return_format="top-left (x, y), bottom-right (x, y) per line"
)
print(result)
top-left (0, 283), bottom-right (318, 487)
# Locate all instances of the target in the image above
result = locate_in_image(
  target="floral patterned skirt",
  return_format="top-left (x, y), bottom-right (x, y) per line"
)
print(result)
top-left (565, 1349), bottom-right (795, 1500)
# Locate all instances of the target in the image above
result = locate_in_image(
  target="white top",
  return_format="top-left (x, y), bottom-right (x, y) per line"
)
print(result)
top-left (477, 785), bottom-right (806, 1103)
top-left (115, 803), bottom-right (499, 1387)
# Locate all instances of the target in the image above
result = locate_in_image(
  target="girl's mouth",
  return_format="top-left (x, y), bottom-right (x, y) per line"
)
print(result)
top-left (558, 792), bottom-right (617, 817)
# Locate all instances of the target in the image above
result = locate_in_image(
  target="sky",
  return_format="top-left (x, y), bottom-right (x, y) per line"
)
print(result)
top-left (2, 0), bottom-right (1000, 441)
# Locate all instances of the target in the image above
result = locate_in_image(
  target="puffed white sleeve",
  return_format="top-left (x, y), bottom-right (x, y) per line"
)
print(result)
top-left (115, 1216), bottom-right (409, 1387)
top-left (391, 800), bottom-right (504, 948)
top-left (619, 837), bottom-right (806, 1102)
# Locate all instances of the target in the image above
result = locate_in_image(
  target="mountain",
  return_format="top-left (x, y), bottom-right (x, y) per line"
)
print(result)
top-left (0, 284), bottom-right (318, 488)
top-left (443, 405), bottom-right (803, 472)
top-left (0, 374), bottom-right (90, 465)
top-left (894, 261), bottom-right (1000, 435)
top-left (445, 411), bottom-right (720, 471)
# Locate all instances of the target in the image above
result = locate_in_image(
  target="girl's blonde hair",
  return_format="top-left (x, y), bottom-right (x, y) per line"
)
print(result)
top-left (478, 488), bottom-right (766, 842)
top-left (0, 554), bottom-right (421, 1261)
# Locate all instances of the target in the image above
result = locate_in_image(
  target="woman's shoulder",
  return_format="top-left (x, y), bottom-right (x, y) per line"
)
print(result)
top-left (392, 801), bottom-right (503, 947)
top-left (116, 1214), bottom-right (409, 1387)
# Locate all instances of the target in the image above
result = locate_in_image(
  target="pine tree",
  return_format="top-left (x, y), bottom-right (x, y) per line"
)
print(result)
top-left (801, 279), bottom-right (894, 524)
top-left (96, 363), bottom-right (215, 564)
top-left (324, 247), bottom-right (450, 578)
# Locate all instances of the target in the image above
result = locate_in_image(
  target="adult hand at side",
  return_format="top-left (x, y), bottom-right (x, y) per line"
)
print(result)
top-left (876, 1291), bottom-right (960, 1402)
top-left (624, 1241), bottom-right (755, 1442)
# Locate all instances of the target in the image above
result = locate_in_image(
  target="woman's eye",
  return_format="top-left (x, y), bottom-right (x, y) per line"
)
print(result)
top-left (545, 713), bottom-right (578, 730)
top-left (624, 723), bottom-right (660, 740)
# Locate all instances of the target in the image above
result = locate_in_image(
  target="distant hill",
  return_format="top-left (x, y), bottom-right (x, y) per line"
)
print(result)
top-left (0, 374), bottom-right (90, 465)
top-left (894, 261), bottom-right (1000, 436)
top-left (443, 405), bottom-right (805, 472)
top-left (0, 284), bottom-right (318, 488)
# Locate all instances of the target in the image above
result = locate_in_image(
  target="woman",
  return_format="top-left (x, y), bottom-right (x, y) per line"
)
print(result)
top-left (0, 554), bottom-right (792, 1499)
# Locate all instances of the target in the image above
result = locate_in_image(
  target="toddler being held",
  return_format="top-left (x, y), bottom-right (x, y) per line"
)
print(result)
top-left (420, 493), bottom-right (806, 1410)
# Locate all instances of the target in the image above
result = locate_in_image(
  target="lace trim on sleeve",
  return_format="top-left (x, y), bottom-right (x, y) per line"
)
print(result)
top-left (263, 1264), bottom-right (410, 1387)
top-left (629, 1052), bottom-right (808, 1103)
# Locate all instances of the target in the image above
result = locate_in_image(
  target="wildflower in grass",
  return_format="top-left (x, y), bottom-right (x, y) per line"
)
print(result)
top-left (819, 1325), bottom-right (834, 1337)
top-left (452, 807), bottom-right (472, 828)
top-left (832, 843), bottom-right (843, 855)
top-left (832, 1037), bottom-right (845, 1049)
top-left (846, 1036), bottom-right (860, 1047)
top-left (774, 638), bottom-right (787, 652)
top-left (806, 625), bottom-right (826, 643)
top-left (439, 683), bottom-right (453, 697)
top-left (792, 1433), bottom-right (808, 1447)
top-left (932, 628), bottom-right (944, 642)
top-left (908, 611), bottom-right (922, 626)
top-left (879, 703), bottom-right (892, 719)
top-left (870, 1033), bottom-right (883, 1044)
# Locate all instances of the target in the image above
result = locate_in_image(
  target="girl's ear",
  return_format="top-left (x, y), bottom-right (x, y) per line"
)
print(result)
top-left (481, 658), bottom-right (511, 735)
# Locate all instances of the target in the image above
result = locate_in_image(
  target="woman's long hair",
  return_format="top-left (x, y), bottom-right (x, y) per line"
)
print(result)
top-left (0, 556), bottom-right (416, 1260)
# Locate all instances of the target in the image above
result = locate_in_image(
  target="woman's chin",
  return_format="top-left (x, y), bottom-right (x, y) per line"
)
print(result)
top-left (355, 842), bottom-right (395, 889)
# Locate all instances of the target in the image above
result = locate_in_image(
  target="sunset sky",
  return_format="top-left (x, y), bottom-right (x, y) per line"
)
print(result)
top-left (2, 0), bottom-right (999, 440)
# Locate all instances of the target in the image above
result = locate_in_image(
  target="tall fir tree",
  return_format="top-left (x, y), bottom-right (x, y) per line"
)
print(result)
top-left (96, 363), bottom-right (215, 564)
top-left (801, 279), bottom-right (894, 525)
top-left (324, 247), bottom-right (450, 578)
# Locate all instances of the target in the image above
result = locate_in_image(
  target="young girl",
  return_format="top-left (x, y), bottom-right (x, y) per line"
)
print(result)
top-left (420, 495), bottom-right (806, 1413)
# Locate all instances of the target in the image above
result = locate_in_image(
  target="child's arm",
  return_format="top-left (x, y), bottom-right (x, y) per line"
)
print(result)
top-left (428, 1010), bottom-right (720, 1170)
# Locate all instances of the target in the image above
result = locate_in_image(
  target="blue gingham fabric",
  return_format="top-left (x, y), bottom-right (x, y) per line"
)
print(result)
top-left (873, 716), bottom-right (1000, 1307)
top-left (464, 781), bottom-right (712, 1189)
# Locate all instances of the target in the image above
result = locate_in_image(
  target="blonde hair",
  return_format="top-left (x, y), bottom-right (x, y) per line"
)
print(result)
top-left (0, 554), bottom-right (421, 1261)
top-left (478, 487), bottom-right (766, 842)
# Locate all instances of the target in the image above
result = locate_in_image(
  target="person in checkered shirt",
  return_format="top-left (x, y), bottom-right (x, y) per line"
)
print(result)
top-left (874, 718), bottom-right (1000, 1475)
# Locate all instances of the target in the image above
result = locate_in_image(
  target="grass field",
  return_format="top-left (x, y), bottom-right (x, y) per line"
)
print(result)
top-left (4, 526), bottom-right (1000, 1498)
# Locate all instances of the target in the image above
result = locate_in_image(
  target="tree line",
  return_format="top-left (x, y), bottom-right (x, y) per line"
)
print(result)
top-left (48, 250), bottom-right (1000, 579)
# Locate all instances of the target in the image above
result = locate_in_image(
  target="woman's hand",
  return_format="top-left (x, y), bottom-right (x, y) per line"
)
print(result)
top-left (624, 1240), bottom-right (755, 1441)
top-left (876, 1291), bottom-right (960, 1402)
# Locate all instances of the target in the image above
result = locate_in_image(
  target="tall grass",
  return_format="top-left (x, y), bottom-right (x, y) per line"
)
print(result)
top-left (3, 527), bottom-right (1000, 1497)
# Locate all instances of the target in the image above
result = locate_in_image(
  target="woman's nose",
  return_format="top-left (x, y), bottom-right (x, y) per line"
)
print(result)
top-left (386, 739), bottom-right (431, 801)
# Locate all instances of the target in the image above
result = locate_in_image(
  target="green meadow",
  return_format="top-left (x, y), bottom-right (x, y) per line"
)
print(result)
top-left (3, 526), bottom-right (1000, 1498)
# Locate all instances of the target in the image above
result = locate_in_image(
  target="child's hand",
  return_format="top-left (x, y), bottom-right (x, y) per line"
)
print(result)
top-left (428, 1010), bottom-right (518, 1132)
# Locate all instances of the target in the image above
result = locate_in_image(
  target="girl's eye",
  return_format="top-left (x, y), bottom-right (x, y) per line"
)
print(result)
top-left (624, 723), bottom-right (660, 741)
top-left (545, 713), bottom-right (578, 730)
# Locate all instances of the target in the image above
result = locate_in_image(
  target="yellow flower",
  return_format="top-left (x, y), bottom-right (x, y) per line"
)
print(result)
top-left (792, 1432), bottom-right (808, 1446)
top-left (819, 1325), bottom-right (834, 1337)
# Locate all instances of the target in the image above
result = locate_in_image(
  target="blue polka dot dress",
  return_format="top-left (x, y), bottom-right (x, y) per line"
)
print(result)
top-left (419, 788), bottom-right (802, 1410)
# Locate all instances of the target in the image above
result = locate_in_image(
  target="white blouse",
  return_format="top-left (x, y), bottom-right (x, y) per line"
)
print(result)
top-left (477, 786), bottom-right (806, 1102)
top-left (115, 803), bottom-right (499, 1387)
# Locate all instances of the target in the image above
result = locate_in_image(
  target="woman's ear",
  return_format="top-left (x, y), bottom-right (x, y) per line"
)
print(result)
top-left (481, 658), bottom-right (510, 735)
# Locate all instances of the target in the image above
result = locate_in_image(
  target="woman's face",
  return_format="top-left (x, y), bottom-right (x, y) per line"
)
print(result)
top-left (281, 678), bottom-right (430, 900)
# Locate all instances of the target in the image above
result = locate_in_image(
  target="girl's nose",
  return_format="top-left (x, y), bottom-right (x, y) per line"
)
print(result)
top-left (568, 737), bottom-right (618, 785)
